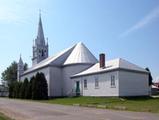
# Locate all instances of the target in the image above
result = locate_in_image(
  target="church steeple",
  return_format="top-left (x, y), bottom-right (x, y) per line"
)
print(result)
top-left (32, 12), bottom-right (48, 65)
top-left (36, 12), bottom-right (45, 46)
top-left (17, 55), bottom-right (24, 81)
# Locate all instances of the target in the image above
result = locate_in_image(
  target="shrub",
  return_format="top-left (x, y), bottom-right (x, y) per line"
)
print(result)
top-left (20, 78), bottom-right (28, 99)
top-left (32, 72), bottom-right (48, 100)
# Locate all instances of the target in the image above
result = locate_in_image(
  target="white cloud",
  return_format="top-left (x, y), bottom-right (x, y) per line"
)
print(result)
top-left (120, 6), bottom-right (159, 38)
top-left (0, 0), bottom-right (47, 24)
top-left (0, 8), bottom-right (21, 23)
top-left (0, 5), bottom-right (13, 20)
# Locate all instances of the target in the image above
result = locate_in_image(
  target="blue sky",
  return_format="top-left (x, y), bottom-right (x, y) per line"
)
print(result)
top-left (0, 0), bottom-right (159, 82)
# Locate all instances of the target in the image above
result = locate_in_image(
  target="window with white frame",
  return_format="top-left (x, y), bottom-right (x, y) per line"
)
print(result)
top-left (84, 79), bottom-right (87, 89)
top-left (111, 75), bottom-right (115, 87)
top-left (95, 77), bottom-right (99, 88)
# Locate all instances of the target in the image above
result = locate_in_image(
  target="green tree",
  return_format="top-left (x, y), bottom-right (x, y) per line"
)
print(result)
top-left (32, 72), bottom-right (48, 100)
top-left (32, 73), bottom-right (39, 100)
top-left (1, 61), bottom-right (28, 86)
top-left (17, 82), bottom-right (22, 98)
top-left (20, 78), bottom-right (28, 99)
top-left (1, 61), bottom-right (17, 85)
top-left (13, 81), bottom-right (19, 98)
top-left (36, 72), bottom-right (42, 99)
top-left (28, 76), bottom-right (35, 99)
top-left (19, 82), bottom-right (24, 99)
top-left (8, 83), bottom-right (14, 98)
top-left (39, 73), bottom-right (48, 100)
top-left (24, 78), bottom-right (33, 99)
top-left (145, 67), bottom-right (153, 86)
top-left (24, 78), bottom-right (29, 99)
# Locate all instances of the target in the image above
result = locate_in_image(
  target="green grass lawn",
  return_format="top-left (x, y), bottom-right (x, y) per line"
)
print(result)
top-left (43, 96), bottom-right (159, 113)
top-left (0, 113), bottom-right (13, 120)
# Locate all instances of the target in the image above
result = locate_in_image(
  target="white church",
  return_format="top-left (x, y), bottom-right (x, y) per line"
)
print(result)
top-left (17, 14), bottom-right (150, 97)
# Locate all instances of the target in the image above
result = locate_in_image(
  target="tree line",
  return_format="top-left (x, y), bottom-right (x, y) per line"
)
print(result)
top-left (9, 72), bottom-right (48, 100)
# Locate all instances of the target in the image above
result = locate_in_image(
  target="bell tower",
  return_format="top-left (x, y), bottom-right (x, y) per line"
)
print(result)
top-left (32, 12), bottom-right (48, 65)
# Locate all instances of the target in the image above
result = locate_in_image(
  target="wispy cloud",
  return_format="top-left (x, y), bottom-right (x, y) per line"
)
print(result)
top-left (0, 0), bottom-right (47, 24)
top-left (120, 6), bottom-right (159, 38)
top-left (0, 8), bottom-right (22, 24)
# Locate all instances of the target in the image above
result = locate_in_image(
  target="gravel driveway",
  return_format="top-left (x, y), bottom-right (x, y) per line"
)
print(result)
top-left (0, 98), bottom-right (158, 120)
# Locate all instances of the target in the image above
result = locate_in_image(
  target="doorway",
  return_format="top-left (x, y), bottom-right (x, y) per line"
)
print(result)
top-left (76, 81), bottom-right (80, 96)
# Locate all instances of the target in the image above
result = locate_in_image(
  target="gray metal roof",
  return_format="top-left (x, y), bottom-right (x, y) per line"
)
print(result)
top-left (72, 58), bottom-right (148, 77)
top-left (23, 44), bottom-right (75, 74)
top-left (23, 42), bottom-right (98, 75)
top-left (63, 42), bottom-right (98, 65)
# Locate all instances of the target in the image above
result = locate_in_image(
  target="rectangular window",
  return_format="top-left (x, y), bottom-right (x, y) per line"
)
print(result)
top-left (111, 75), bottom-right (115, 87)
top-left (95, 78), bottom-right (99, 88)
top-left (84, 79), bottom-right (87, 89)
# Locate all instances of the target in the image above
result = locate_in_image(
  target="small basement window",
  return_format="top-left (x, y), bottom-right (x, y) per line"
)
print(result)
top-left (111, 75), bottom-right (115, 87)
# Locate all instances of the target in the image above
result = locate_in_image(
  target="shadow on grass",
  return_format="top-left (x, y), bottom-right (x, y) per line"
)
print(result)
top-left (121, 96), bottom-right (154, 101)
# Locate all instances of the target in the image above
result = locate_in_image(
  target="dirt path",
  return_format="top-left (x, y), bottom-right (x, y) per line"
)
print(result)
top-left (0, 98), bottom-right (158, 120)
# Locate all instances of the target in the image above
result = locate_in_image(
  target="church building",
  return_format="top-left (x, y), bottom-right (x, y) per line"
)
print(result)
top-left (18, 14), bottom-right (150, 97)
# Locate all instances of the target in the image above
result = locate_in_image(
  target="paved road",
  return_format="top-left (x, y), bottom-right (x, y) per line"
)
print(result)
top-left (0, 98), bottom-right (158, 120)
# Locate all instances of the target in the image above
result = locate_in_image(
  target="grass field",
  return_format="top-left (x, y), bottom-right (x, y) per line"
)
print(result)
top-left (43, 96), bottom-right (159, 113)
top-left (0, 112), bottom-right (13, 120)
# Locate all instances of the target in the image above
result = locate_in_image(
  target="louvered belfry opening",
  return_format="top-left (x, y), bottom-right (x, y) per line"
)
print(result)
top-left (99, 53), bottom-right (105, 68)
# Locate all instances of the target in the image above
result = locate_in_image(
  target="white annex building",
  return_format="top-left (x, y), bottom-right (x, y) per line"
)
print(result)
top-left (18, 14), bottom-right (150, 97)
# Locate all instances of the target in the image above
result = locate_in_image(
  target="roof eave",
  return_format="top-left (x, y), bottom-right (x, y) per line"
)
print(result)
top-left (71, 67), bottom-right (149, 79)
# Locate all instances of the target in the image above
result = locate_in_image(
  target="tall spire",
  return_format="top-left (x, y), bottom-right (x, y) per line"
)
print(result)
top-left (32, 11), bottom-right (49, 65)
top-left (36, 10), bottom-right (45, 45)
